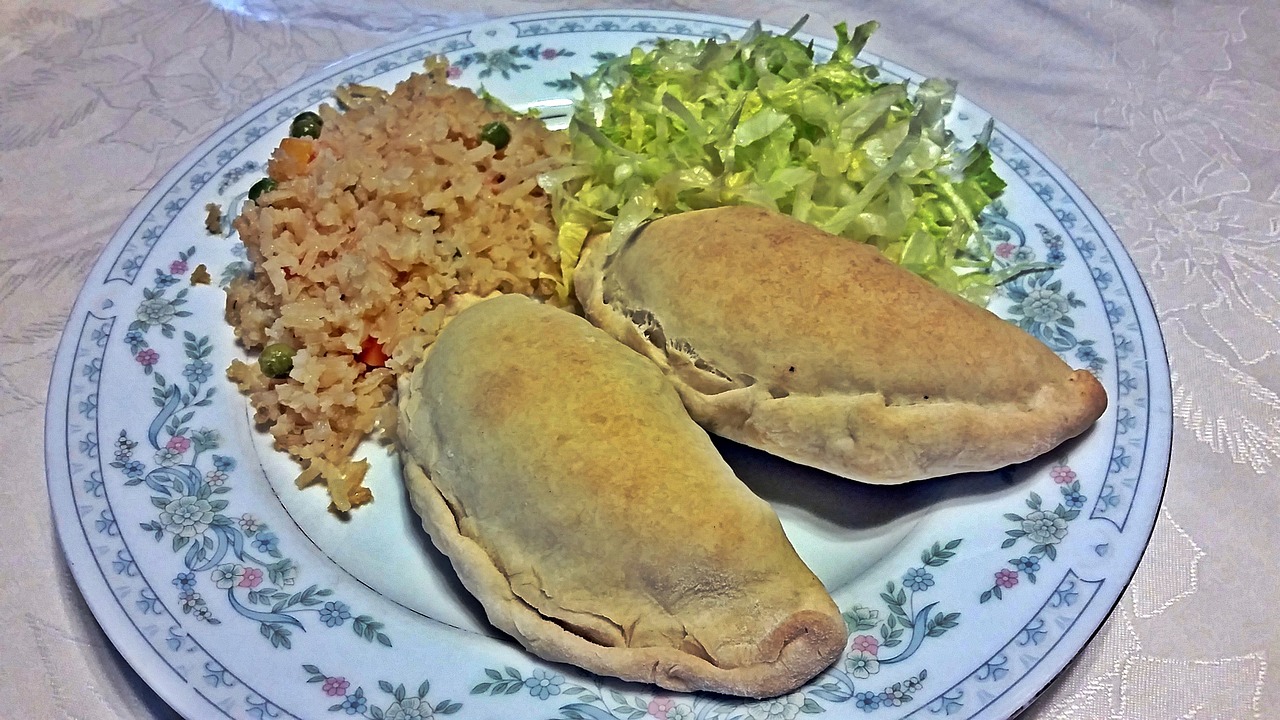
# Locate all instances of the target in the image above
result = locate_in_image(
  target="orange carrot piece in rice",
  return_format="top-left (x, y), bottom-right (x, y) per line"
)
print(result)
top-left (268, 137), bottom-right (315, 180)
top-left (358, 337), bottom-right (388, 367)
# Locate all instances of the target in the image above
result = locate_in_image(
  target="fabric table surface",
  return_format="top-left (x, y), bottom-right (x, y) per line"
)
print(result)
top-left (1, 0), bottom-right (1275, 717)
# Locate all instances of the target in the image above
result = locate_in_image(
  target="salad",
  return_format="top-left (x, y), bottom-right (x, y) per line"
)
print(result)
top-left (545, 19), bottom-right (1015, 304)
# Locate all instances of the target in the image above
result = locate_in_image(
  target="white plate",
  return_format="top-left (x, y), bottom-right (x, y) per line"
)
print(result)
top-left (46, 10), bottom-right (1171, 720)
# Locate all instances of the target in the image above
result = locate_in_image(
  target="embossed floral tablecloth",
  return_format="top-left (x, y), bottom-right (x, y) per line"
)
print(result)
top-left (3, 0), bottom-right (1276, 717)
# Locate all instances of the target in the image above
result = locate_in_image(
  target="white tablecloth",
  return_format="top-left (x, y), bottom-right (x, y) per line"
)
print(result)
top-left (2, 0), bottom-right (1275, 717)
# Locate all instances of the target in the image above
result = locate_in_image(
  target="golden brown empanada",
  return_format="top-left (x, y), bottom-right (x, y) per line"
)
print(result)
top-left (396, 294), bottom-right (846, 698)
top-left (575, 206), bottom-right (1107, 484)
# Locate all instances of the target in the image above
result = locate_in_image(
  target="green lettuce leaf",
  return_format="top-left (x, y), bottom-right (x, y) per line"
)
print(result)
top-left (547, 19), bottom-right (1009, 304)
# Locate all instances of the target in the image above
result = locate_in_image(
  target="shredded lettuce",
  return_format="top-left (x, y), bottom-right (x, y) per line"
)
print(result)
top-left (545, 19), bottom-right (1013, 305)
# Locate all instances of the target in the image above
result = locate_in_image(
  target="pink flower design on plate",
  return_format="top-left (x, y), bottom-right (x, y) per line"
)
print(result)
top-left (541, 47), bottom-right (558, 59)
top-left (446, 65), bottom-right (461, 79)
top-left (239, 567), bottom-right (263, 588)
top-left (322, 676), bottom-right (350, 697)
top-left (136, 348), bottom-right (159, 366)
top-left (995, 242), bottom-right (1016, 258)
top-left (1051, 465), bottom-right (1076, 484)
top-left (239, 513), bottom-right (261, 533)
top-left (995, 568), bottom-right (1019, 588)
top-left (167, 435), bottom-right (191, 453)
top-left (851, 634), bottom-right (879, 655)
top-left (170, 259), bottom-right (188, 274)
top-left (648, 697), bottom-right (675, 719)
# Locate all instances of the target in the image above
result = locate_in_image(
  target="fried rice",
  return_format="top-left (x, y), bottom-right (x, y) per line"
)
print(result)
top-left (225, 58), bottom-right (569, 511)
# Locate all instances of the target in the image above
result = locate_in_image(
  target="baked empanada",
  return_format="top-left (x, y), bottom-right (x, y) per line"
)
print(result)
top-left (396, 294), bottom-right (846, 698)
top-left (575, 206), bottom-right (1107, 484)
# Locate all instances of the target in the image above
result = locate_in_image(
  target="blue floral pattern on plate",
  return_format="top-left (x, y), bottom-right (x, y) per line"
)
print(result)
top-left (114, 249), bottom-right (394, 649)
top-left (45, 10), bottom-right (1171, 720)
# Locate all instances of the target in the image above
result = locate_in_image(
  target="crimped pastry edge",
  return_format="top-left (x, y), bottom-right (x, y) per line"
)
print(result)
top-left (399, 457), bottom-right (846, 698)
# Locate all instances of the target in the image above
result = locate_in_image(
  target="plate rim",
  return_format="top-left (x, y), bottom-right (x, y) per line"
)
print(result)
top-left (972, 111), bottom-right (1174, 719)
